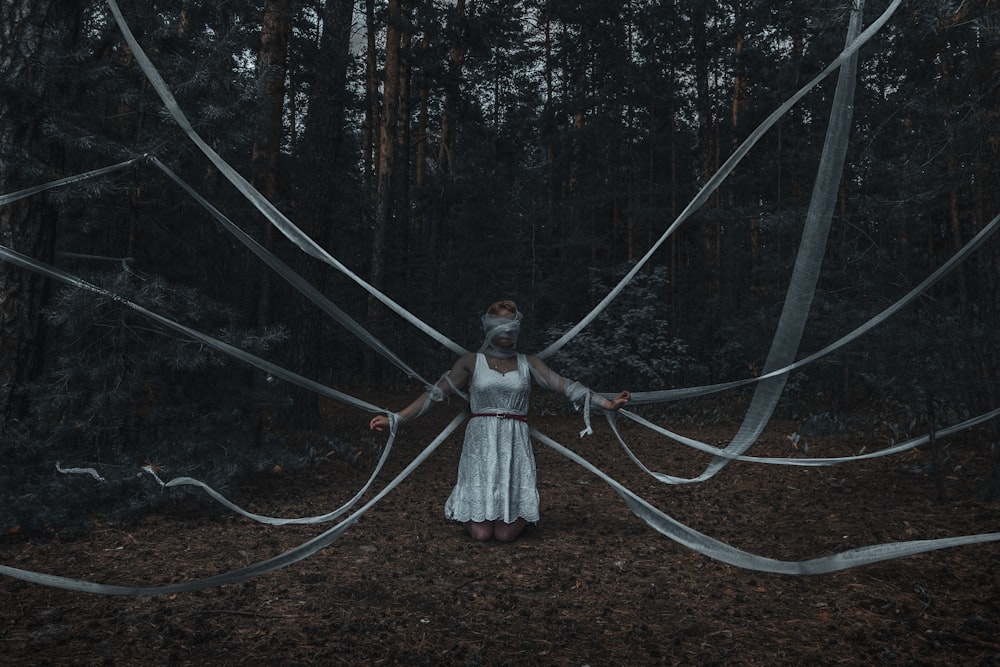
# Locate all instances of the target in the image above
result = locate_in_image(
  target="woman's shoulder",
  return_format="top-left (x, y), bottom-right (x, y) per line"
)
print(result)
top-left (447, 353), bottom-right (478, 384)
top-left (456, 352), bottom-right (479, 368)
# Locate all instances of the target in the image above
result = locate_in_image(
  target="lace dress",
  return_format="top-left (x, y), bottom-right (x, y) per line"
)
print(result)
top-left (444, 353), bottom-right (540, 523)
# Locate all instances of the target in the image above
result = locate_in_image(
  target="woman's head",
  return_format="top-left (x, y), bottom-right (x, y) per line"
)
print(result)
top-left (481, 299), bottom-right (522, 353)
top-left (487, 299), bottom-right (519, 318)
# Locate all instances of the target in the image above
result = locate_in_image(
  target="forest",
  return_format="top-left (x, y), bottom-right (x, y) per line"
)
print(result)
top-left (2, 1), bottom-right (1000, 663)
top-left (1, 0), bottom-right (999, 570)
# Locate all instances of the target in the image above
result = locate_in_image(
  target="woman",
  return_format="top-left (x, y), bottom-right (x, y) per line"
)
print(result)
top-left (370, 300), bottom-right (630, 542)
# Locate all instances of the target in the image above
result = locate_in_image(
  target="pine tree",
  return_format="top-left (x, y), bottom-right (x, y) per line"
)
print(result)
top-left (0, 1), bottom-right (82, 427)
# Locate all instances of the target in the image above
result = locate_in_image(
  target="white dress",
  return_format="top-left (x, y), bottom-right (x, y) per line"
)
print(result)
top-left (444, 353), bottom-right (540, 523)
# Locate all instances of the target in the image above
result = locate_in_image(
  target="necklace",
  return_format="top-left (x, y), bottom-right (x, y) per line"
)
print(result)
top-left (488, 357), bottom-right (513, 372)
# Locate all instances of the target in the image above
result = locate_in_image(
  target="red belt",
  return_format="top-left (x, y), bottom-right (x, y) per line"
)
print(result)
top-left (471, 412), bottom-right (527, 422)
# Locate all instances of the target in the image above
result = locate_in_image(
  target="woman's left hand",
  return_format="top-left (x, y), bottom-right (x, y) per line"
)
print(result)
top-left (606, 390), bottom-right (631, 411)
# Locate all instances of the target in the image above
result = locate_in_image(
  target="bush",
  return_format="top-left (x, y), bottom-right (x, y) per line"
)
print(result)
top-left (0, 267), bottom-right (297, 535)
top-left (542, 264), bottom-right (691, 392)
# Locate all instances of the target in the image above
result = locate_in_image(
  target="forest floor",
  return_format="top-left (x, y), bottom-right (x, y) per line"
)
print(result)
top-left (1, 394), bottom-right (999, 666)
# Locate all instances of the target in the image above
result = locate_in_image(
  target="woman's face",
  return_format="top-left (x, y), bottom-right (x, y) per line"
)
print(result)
top-left (491, 308), bottom-right (517, 347)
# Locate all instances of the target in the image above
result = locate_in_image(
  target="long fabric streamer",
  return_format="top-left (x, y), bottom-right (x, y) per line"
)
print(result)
top-left (105, 0), bottom-right (468, 358)
top-left (537, 0), bottom-right (903, 359)
top-left (0, 244), bottom-right (384, 416)
top-left (607, 407), bottom-right (1000, 485)
top-left (145, 156), bottom-right (437, 389)
top-left (619, 209), bottom-right (1000, 405)
top-left (148, 445), bottom-right (395, 526)
top-left (0, 158), bottom-right (141, 207)
top-left (0, 413), bottom-right (465, 594)
top-left (639, 2), bottom-right (866, 485)
top-left (532, 428), bottom-right (1000, 574)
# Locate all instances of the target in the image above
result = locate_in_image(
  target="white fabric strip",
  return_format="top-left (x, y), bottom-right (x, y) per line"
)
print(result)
top-left (0, 244), bottom-right (385, 415)
top-left (0, 412), bottom-right (466, 595)
top-left (537, 0), bottom-right (903, 360)
top-left (620, 209), bottom-right (1000, 406)
top-left (0, 157), bottom-right (141, 207)
top-left (478, 313), bottom-right (522, 358)
top-left (145, 156), bottom-right (437, 390)
top-left (55, 463), bottom-right (105, 482)
top-left (692, 3), bottom-right (866, 481)
top-left (105, 0), bottom-right (468, 358)
top-left (144, 420), bottom-right (398, 526)
top-left (608, 407), bottom-right (1000, 485)
top-left (532, 427), bottom-right (1000, 574)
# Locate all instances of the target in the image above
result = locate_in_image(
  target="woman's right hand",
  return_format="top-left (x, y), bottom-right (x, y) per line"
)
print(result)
top-left (606, 390), bottom-right (631, 411)
top-left (369, 415), bottom-right (391, 432)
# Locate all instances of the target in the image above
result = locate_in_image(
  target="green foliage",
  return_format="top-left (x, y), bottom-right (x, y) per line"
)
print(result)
top-left (543, 264), bottom-right (691, 391)
top-left (0, 267), bottom-right (293, 535)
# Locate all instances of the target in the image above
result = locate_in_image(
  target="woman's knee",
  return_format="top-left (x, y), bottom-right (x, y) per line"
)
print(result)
top-left (493, 518), bottom-right (526, 543)
top-left (465, 521), bottom-right (493, 542)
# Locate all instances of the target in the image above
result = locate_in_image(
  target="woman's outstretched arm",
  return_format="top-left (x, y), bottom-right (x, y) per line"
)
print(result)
top-left (369, 353), bottom-right (477, 431)
top-left (524, 355), bottom-right (630, 410)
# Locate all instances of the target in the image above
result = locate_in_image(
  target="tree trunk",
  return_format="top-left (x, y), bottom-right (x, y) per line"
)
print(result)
top-left (969, 7), bottom-right (999, 414)
top-left (396, 1), bottom-right (413, 238)
top-left (288, 0), bottom-right (356, 416)
top-left (363, 0), bottom-right (380, 208)
top-left (302, 0), bottom-right (355, 198)
top-left (438, 0), bottom-right (469, 177)
top-left (250, 0), bottom-right (292, 328)
top-left (667, 64), bottom-right (680, 335)
top-left (941, 56), bottom-right (971, 324)
top-left (730, 5), bottom-right (750, 298)
top-left (790, 26), bottom-right (804, 211)
top-left (413, 29), bottom-right (431, 302)
top-left (414, 33), bottom-right (430, 206)
top-left (369, 0), bottom-right (403, 294)
top-left (625, 17), bottom-right (635, 263)
top-left (692, 0), bottom-right (717, 301)
top-left (365, 0), bottom-right (404, 384)
top-left (0, 0), bottom-right (79, 428)
top-left (543, 11), bottom-right (556, 218)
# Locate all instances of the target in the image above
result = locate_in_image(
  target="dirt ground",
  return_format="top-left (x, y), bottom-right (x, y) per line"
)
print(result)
top-left (2, 399), bottom-right (999, 666)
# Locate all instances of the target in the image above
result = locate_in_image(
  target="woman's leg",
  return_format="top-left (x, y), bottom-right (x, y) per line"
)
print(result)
top-left (493, 518), bottom-right (527, 543)
top-left (465, 520), bottom-right (494, 542)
